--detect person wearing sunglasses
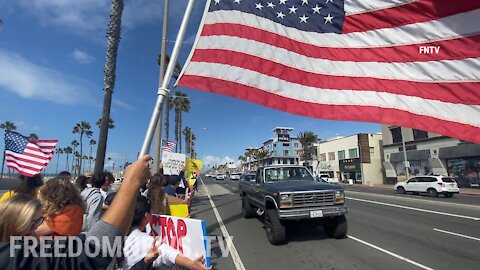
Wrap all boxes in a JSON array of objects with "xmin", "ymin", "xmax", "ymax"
[{"xmin": 0, "ymin": 155, "xmax": 153, "ymax": 270}]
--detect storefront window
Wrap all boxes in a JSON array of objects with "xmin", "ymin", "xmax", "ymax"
[{"xmin": 447, "ymin": 157, "xmax": 480, "ymax": 188}]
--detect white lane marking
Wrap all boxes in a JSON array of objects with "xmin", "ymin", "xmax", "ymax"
[
  {"xmin": 347, "ymin": 197, "xmax": 480, "ymax": 221},
  {"xmin": 346, "ymin": 190, "xmax": 480, "ymax": 209},
  {"xmin": 433, "ymin": 228, "xmax": 480, "ymax": 242},
  {"xmin": 348, "ymin": 235, "xmax": 434, "ymax": 270},
  {"xmin": 200, "ymin": 178, "xmax": 246, "ymax": 270}
]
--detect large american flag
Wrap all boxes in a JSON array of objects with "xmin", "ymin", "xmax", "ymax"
[
  {"xmin": 4, "ymin": 131, "xmax": 58, "ymax": 176},
  {"xmin": 162, "ymin": 140, "xmax": 177, "ymax": 152},
  {"xmin": 178, "ymin": 0, "xmax": 480, "ymax": 143}
]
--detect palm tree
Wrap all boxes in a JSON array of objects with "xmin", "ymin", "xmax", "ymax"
[
  {"xmin": 73, "ymin": 121, "xmax": 93, "ymax": 174},
  {"xmin": 28, "ymin": 133, "xmax": 39, "ymax": 141},
  {"xmin": 107, "ymin": 157, "xmax": 112, "ymax": 172},
  {"xmin": 182, "ymin": 127, "xmax": 196, "ymax": 156},
  {"xmin": 89, "ymin": 156, "xmax": 95, "ymax": 171},
  {"xmin": 173, "ymin": 92, "xmax": 190, "ymax": 152},
  {"xmin": 238, "ymin": 155, "xmax": 247, "ymax": 171},
  {"xmin": 64, "ymin": 147, "xmax": 72, "ymax": 171},
  {"xmin": 74, "ymin": 151, "xmax": 81, "ymax": 174},
  {"xmin": 297, "ymin": 131, "xmax": 319, "ymax": 163},
  {"xmin": 82, "ymin": 156, "xmax": 88, "ymax": 174},
  {"xmin": 96, "ymin": 118, "xmax": 115, "ymax": 129},
  {"xmin": 1, "ymin": 121, "xmax": 17, "ymax": 178},
  {"xmin": 254, "ymin": 148, "xmax": 272, "ymax": 168},
  {"xmin": 95, "ymin": 0, "xmax": 124, "ymax": 175},
  {"xmin": 55, "ymin": 148, "xmax": 64, "ymax": 174},
  {"xmin": 157, "ymin": 53, "xmax": 182, "ymax": 79},
  {"xmin": 164, "ymin": 96, "xmax": 174, "ymax": 141},
  {"xmin": 88, "ymin": 139, "xmax": 96, "ymax": 172},
  {"xmin": 71, "ymin": 140, "xmax": 79, "ymax": 174}
]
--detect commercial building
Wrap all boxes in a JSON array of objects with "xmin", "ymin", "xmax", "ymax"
[
  {"xmin": 381, "ymin": 125, "xmax": 480, "ymax": 187},
  {"xmin": 241, "ymin": 127, "xmax": 302, "ymax": 171},
  {"xmin": 313, "ymin": 133, "xmax": 384, "ymax": 185}
]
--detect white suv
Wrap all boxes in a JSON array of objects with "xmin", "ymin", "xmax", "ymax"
[{"xmin": 394, "ymin": 175, "xmax": 460, "ymax": 197}]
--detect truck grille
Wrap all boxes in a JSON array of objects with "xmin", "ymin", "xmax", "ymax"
[{"xmin": 292, "ymin": 191, "xmax": 335, "ymax": 207}]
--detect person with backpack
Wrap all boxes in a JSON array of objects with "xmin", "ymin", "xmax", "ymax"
[{"xmin": 80, "ymin": 173, "xmax": 105, "ymax": 231}]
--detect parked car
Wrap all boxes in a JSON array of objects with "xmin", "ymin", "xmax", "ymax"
[
  {"xmin": 230, "ymin": 173, "xmax": 241, "ymax": 180},
  {"xmin": 394, "ymin": 175, "xmax": 460, "ymax": 197},
  {"xmin": 216, "ymin": 174, "xmax": 227, "ymax": 180},
  {"xmin": 317, "ymin": 174, "xmax": 339, "ymax": 184},
  {"xmin": 240, "ymin": 173, "xmax": 256, "ymax": 182}
]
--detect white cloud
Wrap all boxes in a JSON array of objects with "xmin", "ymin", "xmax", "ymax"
[
  {"xmin": 113, "ymin": 98, "xmax": 135, "ymax": 110},
  {"xmin": 71, "ymin": 49, "xmax": 95, "ymax": 64},
  {"xmin": 0, "ymin": 50, "xmax": 95, "ymax": 105},
  {"xmin": 200, "ymin": 155, "xmax": 240, "ymax": 170},
  {"xmin": 11, "ymin": 0, "xmax": 205, "ymax": 39}
]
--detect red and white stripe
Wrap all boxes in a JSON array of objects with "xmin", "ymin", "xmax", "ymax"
[
  {"xmin": 178, "ymin": 0, "xmax": 480, "ymax": 143},
  {"xmin": 6, "ymin": 140, "xmax": 57, "ymax": 177}
]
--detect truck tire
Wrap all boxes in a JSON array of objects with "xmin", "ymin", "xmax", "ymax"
[
  {"xmin": 264, "ymin": 209, "xmax": 286, "ymax": 245},
  {"xmin": 323, "ymin": 215, "xmax": 348, "ymax": 239},
  {"xmin": 242, "ymin": 197, "xmax": 255, "ymax": 218}
]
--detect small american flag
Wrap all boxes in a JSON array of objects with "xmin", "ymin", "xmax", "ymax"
[
  {"xmin": 4, "ymin": 131, "xmax": 58, "ymax": 176},
  {"xmin": 161, "ymin": 140, "xmax": 176, "ymax": 152},
  {"xmin": 178, "ymin": 0, "xmax": 480, "ymax": 143}
]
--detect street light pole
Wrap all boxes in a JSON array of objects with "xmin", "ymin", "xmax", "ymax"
[
  {"xmin": 401, "ymin": 127, "xmax": 410, "ymax": 180},
  {"xmin": 139, "ymin": 0, "xmax": 196, "ymax": 157},
  {"xmin": 153, "ymin": 0, "xmax": 170, "ymax": 173}
]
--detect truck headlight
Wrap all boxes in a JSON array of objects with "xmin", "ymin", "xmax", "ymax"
[
  {"xmin": 279, "ymin": 193, "xmax": 293, "ymax": 208},
  {"xmin": 335, "ymin": 190, "xmax": 345, "ymax": 204}
]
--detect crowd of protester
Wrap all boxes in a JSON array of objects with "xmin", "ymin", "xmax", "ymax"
[{"xmin": 0, "ymin": 156, "xmax": 211, "ymax": 270}]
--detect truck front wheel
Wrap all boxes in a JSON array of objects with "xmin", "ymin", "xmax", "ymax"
[
  {"xmin": 242, "ymin": 197, "xmax": 256, "ymax": 218},
  {"xmin": 323, "ymin": 215, "xmax": 348, "ymax": 239},
  {"xmin": 265, "ymin": 209, "xmax": 286, "ymax": 245}
]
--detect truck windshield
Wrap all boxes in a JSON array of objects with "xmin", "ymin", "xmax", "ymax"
[{"xmin": 265, "ymin": 167, "xmax": 314, "ymax": 182}]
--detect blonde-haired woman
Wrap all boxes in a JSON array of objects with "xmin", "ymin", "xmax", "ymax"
[
  {"xmin": 0, "ymin": 195, "xmax": 43, "ymax": 242},
  {"xmin": 35, "ymin": 177, "xmax": 86, "ymax": 236}
]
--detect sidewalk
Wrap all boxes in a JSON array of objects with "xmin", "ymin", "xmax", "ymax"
[{"xmin": 341, "ymin": 183, "xmax": 480, "ymax": 196}]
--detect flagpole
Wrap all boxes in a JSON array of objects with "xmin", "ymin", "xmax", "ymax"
[{"xmin": 139, "ymin": 0, "xmax": 197, "ymax": 158}]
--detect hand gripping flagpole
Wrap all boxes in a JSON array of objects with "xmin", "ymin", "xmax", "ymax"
[{"xmin": 139, "ymin": 0, "xmax": 197, "ymax": 158}]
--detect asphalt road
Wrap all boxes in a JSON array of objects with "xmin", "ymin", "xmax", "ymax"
[{"xmin": 191, "ymin": 177, "xmax": 480, "ymax": 270}]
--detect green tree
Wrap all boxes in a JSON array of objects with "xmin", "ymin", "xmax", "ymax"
[
  {"xmin": 253, "ymin": 148, "xmax": 271, "ymax": 167},
  {"xmin": 173, "ymin": 92, "xmax": 190, "ymax": 153},
  {"xmin": 164, "ymin": 96, "xmax": 174, "ymax": 141},
  {"xmin": 182, "ymin": 127, "xmax": 196, "ymax": 157},
  {"xmin": 55, "ymin": 148, "xmax": 63, "ymax": 174},
  {"xmin": 88, "ymin": 139, "xmax": 97, "ymax": 172},
  {"xmin": 96, "ymin": 118, "xmax": 115, "ymax": 129},
  {"xmin": 73, "ymin": 121, "xmax": 93, "ymax": 174},
  {"xmin": 297, "ymin": 131, "xmax": 319, "ymax": 162},
  {"xmin": 28, "ymin": 133, "xmax": 39, "ymax": 141},
  {"xmin": 1, "ymin": 121, "xmax": 17, "ymax": 177},
  {"xmin": 63, "ymin": 147, "xmax": 73, "ymax": 171},
  {"xmin": 71, "ymin": 140, "xmax": 79, "ymax": 174},
  {"xmin": 95, "ymin": 0, "xmax": 124, "ymax": 175}
]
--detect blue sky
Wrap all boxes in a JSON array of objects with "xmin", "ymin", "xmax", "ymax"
[{"xmin": 0, "ymin": 0, "xmax": 380, "ymax": 173}]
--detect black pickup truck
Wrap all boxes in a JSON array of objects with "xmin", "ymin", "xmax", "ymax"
[{"xmin": 239, "ymin": 165, "xmax": 348, "ymax": 245}]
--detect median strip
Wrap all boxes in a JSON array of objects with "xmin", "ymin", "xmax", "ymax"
[{"xmin": 348, "ymin": 235, "xmax": 434, "ymax": 270}]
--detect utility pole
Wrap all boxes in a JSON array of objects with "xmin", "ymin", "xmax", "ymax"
[
  {"xmin": 189, "ymin": 130, "xmax": 193, "ymax": 158},
  {"xmin": 401, "ymin": 127, "xmax": 410, "ymax": 181}
]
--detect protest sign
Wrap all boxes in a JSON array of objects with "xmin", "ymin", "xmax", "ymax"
[
  {"xmin": 186, "ymin": 158, "xmax": 203, "ymax": 187},
  {"xmin": 147, "ymin": 215, "xmax": 209, "ymax": 266},
  {"xmin": 162, "ymin": 152, "xmax": 186, "ymax": 175}
]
